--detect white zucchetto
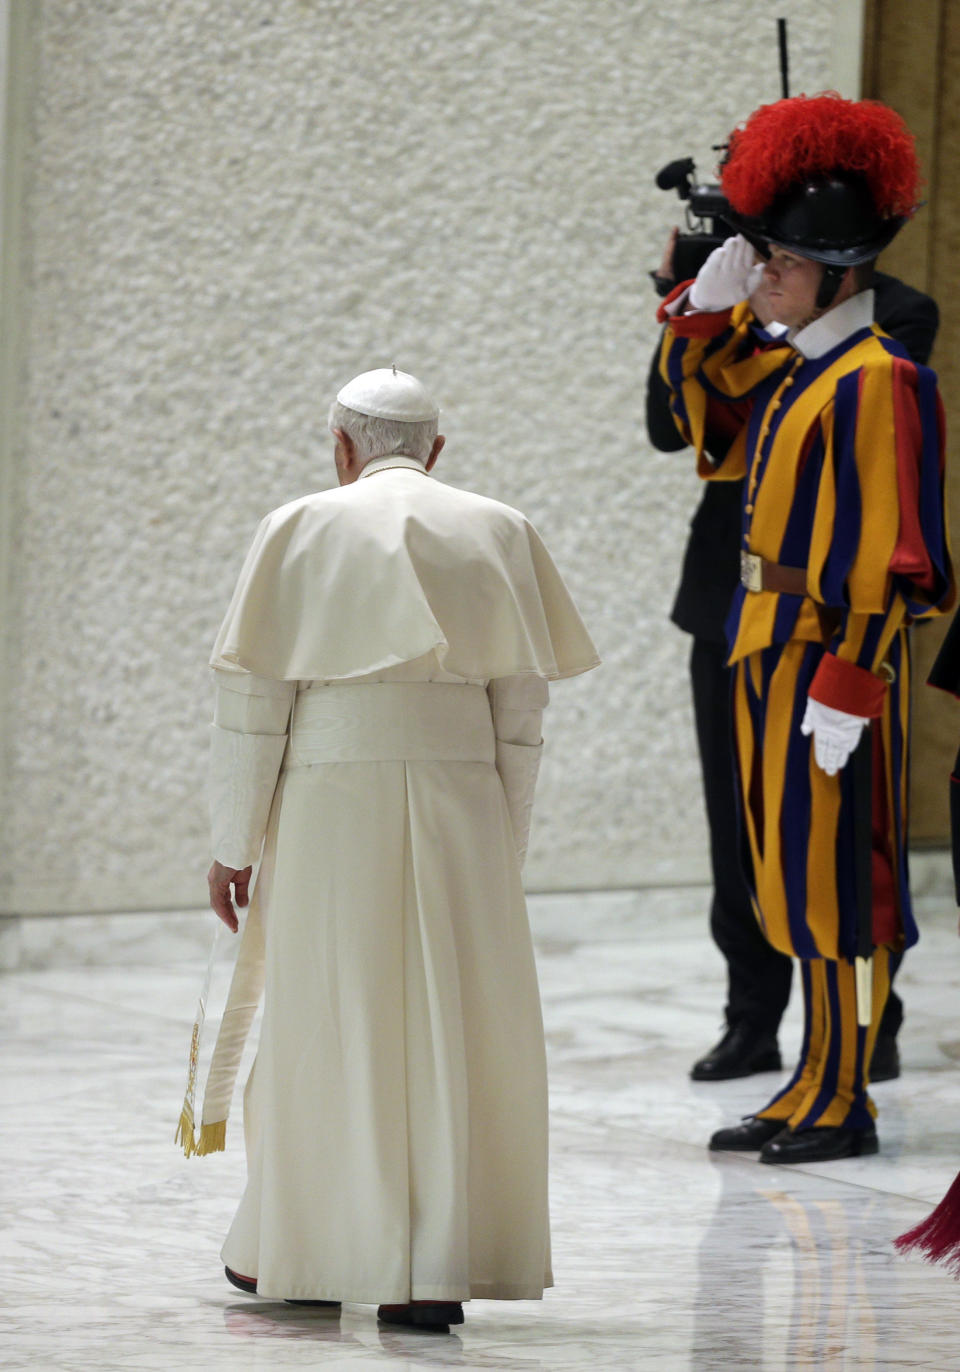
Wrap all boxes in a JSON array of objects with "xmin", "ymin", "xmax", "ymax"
[{"xmin": 336, "ymin": 367, "xmax": 440, "ymax": 422}]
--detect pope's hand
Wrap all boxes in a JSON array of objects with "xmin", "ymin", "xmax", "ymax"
[
  {"xmin": 689, "ymin": 234, "xmax": 765, "ymax": 312},
  {"xmin": 207, "ymin": 861, "xmax": 252, "ymax": 933},
  {"xmin": 800, "ymin": 698, "xmax": 869, "ymax": 776}
]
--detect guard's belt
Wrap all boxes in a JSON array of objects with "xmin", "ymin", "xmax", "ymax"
[{"xmin": 740, "ymin": 552, "xmax": 807, "ymax": 596}]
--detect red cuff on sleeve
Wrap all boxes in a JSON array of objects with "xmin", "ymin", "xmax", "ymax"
[
  {"xmin": 656, "ymin": 280, "xmax": 733, "ymax": 336},
  {"xmin": 808, "ymin": 653, "xmax": 887, "ymax": 718}
]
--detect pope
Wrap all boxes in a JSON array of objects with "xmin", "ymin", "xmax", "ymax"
[{"xmin": 181, "ymin": 367, "xmax": 599, "ymax": 1330}]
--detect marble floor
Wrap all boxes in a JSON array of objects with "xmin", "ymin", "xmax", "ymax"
[{"xmin": 5, "ymin": 889, "xmax": 960, "ymax": 1371}]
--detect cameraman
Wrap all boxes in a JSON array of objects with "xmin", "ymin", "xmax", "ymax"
[{"xmin": 647, "ymin": 229, "xmax": 939, "ymax": 1086}]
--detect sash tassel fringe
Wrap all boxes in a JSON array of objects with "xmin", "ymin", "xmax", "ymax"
[
  {"xmin": 197, "ymin": 1120, "xmax": 227, "ymax": 1155},
  {"xmin": 175, "ymin": 1106, "xmax": 197, "ymax": 1159},
  {"xmin": 175, "ymin": 1111, "xmax": 226, "ymax": 1158},
  {"xmin": 894, "ymin": 1170, "xmax": 960, "ymax": 1274}
]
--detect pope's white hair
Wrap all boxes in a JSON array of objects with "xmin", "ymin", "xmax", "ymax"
[{"xmin": 328, "ymin": 401, "xmax": 437, "ymax": 464}]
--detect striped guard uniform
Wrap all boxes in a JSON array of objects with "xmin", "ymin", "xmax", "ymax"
[{"xmin": 659, "ymin": 286, "xmax": 953, "ymax": 1131}]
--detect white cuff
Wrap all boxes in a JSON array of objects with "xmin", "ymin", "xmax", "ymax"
[
  {"xmin": 209, "ymin": 725, "xmax": 288, "ymax": 868},
  {"xmin": 488, "ymin": 675, "xmax": 549, "ymax": 745},
  {"xmin": 663, "ymin": 287, "xmax": 693, "ymax": 317},
  {"xmin": 496, "ymin": 739, "xmax": 543, "ymax": 866}
]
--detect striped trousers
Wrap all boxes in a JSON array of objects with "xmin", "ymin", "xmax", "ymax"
[
  {"xmin": 756, "ymin": 949, "xmax": 891, "ymax": 1129},
  {"xmin": 731, "ymin": 631, "xmax": 912, "ymax": 1128}
]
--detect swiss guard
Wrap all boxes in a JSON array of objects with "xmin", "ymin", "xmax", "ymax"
[{"xmin": 657, "ymin": 92, "xmax": 954, "ymax": 1163}]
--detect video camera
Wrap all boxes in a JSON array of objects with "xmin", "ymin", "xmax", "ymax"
[{"xmin": 650, "ymin": 158, "xmax": 733, "ymax": 295}]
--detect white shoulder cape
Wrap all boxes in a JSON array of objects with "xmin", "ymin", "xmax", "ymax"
[{"xmin": 210, "ymin": 464, "xmax": 600, "ymax": 682}]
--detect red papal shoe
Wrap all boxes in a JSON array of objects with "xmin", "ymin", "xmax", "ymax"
[
  {"xmin": 225, "ymin": 1266, "xmax": 257, "ymax": 1294},
  {"xmin": 224, "ymin": 1265, "xmax": 340, "ymax": 1309}
]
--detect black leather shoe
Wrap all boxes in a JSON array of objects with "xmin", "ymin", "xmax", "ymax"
[
  {"xmin": 378, "ymin": 1302, "xmax": 464, "ymax": 1331},
  {"xmin": 225, "ymin": 1265, "xmax": 258, "ymax": 1294},
  {"xmin": 869, "ymin": 1032, "xmax": 900, "ymax": 1082},
  {"xmin": 759, "ymin": 1122, "xmax": 878, "ymax": 1164},
  {"xmin": 691, "ymin": 1023, "xmax": 782, "ymax": 1081},
  {"xmin": 709, "ymin": 1116, "xmax": 788, "ymax": 1151}
]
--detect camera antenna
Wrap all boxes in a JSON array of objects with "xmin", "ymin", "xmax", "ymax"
[{"xmin": 778, "ymin": 17, "xmax": 790, "ymax": 98}]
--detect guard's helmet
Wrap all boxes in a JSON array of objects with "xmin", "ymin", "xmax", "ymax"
[
  {"xmin": 725, "ymin": 171, "xmax": 904, "ymax": 267},
  {"xmin": 718, "ymin": 93, "xmax": 920, "ymax": 302}
]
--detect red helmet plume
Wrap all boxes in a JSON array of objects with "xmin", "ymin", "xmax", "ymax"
[{"xmin": 721, "ymin": 92, "xmax": 921, "ymax": 221}]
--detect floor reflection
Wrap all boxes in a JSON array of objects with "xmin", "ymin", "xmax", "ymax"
[
  {"xmin": 219, "ymin": 1299, "xmax": 553, "ymax": 1367},
  {"xmin": 694, "ymin": 1159, "xmax": 909, "ymax": 1370},
  {"xmin": 223, "ymin": 1301, "xmax": 349, "ymax": 1342},
  {"xmin": 7, "ymin": 894, "xmax": 960, "ymax": 1369}
]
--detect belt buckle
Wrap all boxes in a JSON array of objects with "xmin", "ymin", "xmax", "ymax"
[{"xmin": 740, "ymin": 551, "xmax": 763, "ymax": 593}]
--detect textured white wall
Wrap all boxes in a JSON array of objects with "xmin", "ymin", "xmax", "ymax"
[{"xmin": 0, "ymin": 0, "xmax": 840, "ymax": 913}]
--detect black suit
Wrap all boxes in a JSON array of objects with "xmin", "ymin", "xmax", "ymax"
[{"xmin": 648, "ymin": 272, "xmax": 939, "ymax": 1036}]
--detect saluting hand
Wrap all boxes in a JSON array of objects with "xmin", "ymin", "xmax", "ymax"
[
  {"xmin": 207, "ymin": 861, "xmax": 252, "ymax": 933},
  {"xmin": 689, "ymin": 234, "xmax": 765, "ymax": 313}
]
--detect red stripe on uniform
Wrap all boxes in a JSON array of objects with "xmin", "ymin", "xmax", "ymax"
[{"xmin": 890, "ymin": 358, "xmax": 937, "ymax": 591}]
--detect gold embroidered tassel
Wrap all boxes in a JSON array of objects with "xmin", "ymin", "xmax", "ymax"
[
  {"xmin": 174, "ymin": 923, "xmax": 222, "ymax": 1159},
  {"xmin": 196, "ymin": 1120, "xmax": 227, "ymax": 1155},
  {"xmin": 175, "ymin": 1104, "xmax": 197, "ymax": 1158},
  {"xmin": 175, "ymin": 1018, "xmax": 203, "ymax": 1157}
]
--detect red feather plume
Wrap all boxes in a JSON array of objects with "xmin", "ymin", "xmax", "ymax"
[{"xmin": 721, "ymin": 92, "xmax": 921, "ymax": 220}]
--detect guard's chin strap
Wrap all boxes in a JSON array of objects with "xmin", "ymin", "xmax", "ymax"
[{"xmin": 815, "ymin": 264, "xmax": 847, "ymax": 312}]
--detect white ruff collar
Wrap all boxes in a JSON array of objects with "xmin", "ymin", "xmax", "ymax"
[{"xmin": 789, "ymin": 289, "xmax": 875, "ymax": 360}]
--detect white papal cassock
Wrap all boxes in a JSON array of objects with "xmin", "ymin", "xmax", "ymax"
[{"xmin": 200, "ymin": 455, "xmax": 599, "ymax": 1304}]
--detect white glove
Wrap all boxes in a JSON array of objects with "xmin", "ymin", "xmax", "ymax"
[
  {"xmin": 688, "ymin": 234, "xmax": 765, "ymax": 312},
  {"xmin": 800, "ymin": 698, "xmax": 869, "ymax": 776}
]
